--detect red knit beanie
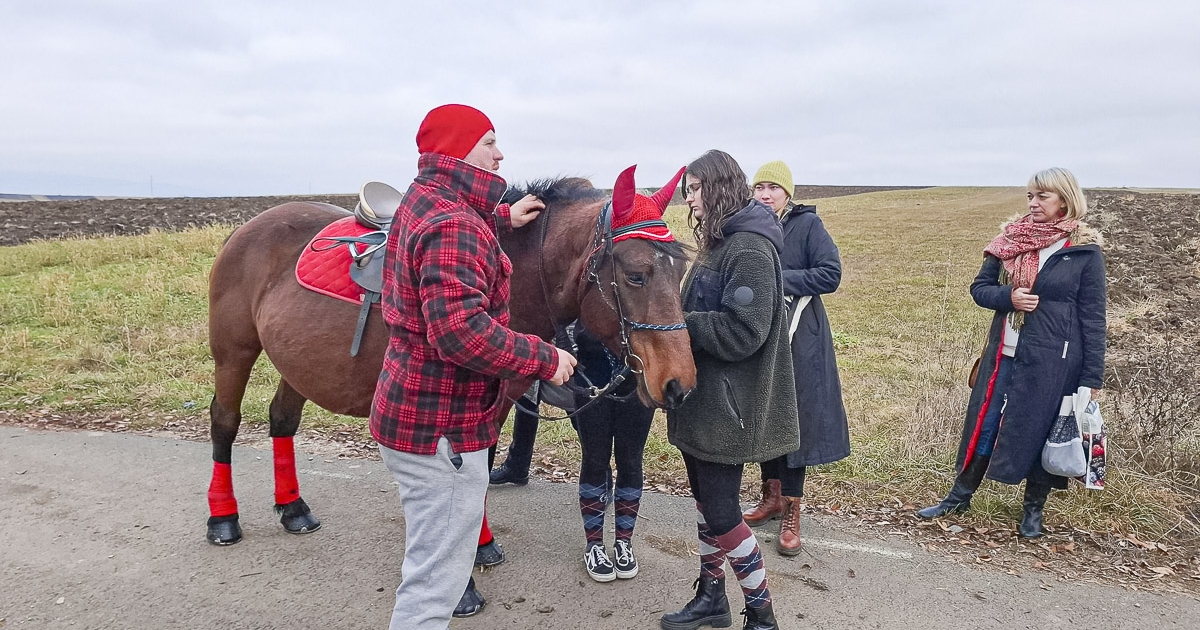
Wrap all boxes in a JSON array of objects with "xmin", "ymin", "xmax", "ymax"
[{"xmin": 416, "ymin": 104, "xmax": 495, "ymax": 159}]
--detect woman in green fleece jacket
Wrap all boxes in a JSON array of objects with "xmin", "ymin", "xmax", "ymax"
[{"xmin": 660, "ymin": 150, "xmax": 799, "ymax": 630}]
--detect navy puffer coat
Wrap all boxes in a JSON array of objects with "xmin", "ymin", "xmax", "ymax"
[{"xmin": 778, "ymin": 204, "xmax": 850, "ymax": 468}]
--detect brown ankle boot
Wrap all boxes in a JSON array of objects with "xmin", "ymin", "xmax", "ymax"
[
  {"xmin": 776, "ymin": 496, "xmax": 802, "ymax": 556},
  {"xmin": 742, "ymin": 479, "xmax": 784, "ymax": 526}
]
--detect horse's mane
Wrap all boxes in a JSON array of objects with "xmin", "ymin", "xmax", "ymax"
[
  {"xmin": 502, "ymin": 177, "xmax": 607, "ymax": 208},
  {"xmin": 504, "ymin": 176, "xmax": 691, "ymax": 261}
]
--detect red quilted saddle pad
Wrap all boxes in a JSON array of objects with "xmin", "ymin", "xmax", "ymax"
[{"xmin": 296, "ymin": 216, "xmax": 379, "ymax": 305}]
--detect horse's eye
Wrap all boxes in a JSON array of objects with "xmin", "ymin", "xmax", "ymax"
[{"xmin": 626, "ymin": 272, "xmax": 646, "ymax": 286}]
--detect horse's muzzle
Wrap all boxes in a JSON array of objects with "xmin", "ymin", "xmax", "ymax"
[{"xmin": 661, "ymin": 378, "xmax": 692, "ymax": 410}]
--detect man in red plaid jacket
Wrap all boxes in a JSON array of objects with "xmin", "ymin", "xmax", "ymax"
[{"xmin": 371, "ymin": 104, "xmax": 576, "ymax": 630}]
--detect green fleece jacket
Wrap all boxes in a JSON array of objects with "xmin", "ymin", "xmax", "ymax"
[{"xmin": 667, "ymin": 200, "xmax": 800, "ymax": 464}]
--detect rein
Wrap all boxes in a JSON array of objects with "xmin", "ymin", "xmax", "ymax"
[{"xmin": 522, "ymin": 200, "xmax": 686, "ymax": 420}]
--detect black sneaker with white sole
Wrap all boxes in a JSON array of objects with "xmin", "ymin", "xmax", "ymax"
[
  {"xmin": 613, "ymin": 539, "xmax": 638, "ymax": 579},
  {"xmin": 584, "ymin": 543, "xmax": 616, "ymax": 582}
]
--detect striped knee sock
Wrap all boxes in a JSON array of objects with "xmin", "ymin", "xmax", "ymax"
[
  {"xmin": 579, "ymin": 482, "xmax": 607, "ymax": 545},
  {"xmin": 614, "ymin": 485, "xmax": 641, "ymax": 542},
  {"xmin": 696, "ymin": 502, "xmax": 725, "ymax": 579},
  {"xmin": 715, "ymin": 521, "xmax": 771, "ymax": 608}
]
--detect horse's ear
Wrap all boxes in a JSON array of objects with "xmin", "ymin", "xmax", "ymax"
[
  {"xmin": 649, "ymin": 166, "xmax": 687, "ymax": 215},
  {"xmin": 611, "ymin": 164, "xmax": 637, "ymax": 225}
]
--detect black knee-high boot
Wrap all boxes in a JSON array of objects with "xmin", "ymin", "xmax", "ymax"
[
  {"xmin": 916, "ymin": 455, "xmax": 990, "ymax": 519},
  {"xmin": 1018, "ymin": 477, "xmax": 1053, "ymax": 538}
]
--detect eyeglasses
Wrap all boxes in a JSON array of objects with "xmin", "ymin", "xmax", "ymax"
[{"xmin": 684, "ymin": 183, "xmax": 702, "ymax": 196}]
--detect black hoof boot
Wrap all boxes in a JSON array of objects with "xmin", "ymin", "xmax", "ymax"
[
  {"xmin": 475, "ymin": 540, "xmax": 506, "ymax": 567},
  {"xmin": 276, "ymin": 498, "xmax": 321, "ymax": 534},
  {"xmin": 207, "ymin": 514, "xmax": 243, "ymax": 546},
  {"xmin": 661, "ymin": 576, "xmax": 732, "ymax": 630},
  {"xmin": 453, "ymin": 577, "xmax": 486, "ymax": 618}
]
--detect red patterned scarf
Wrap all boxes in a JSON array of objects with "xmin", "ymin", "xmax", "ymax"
[{"xmin": 983, "ymin": 215, "xmax": 1077, "ymax": 290}]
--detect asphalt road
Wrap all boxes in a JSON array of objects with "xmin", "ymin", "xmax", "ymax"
[{"xmin": 2, "ymin": 426, "xmax": 1195, "ymax": 629}]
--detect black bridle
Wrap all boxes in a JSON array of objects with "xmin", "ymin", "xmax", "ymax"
[{"xmin": 528, "ymin": 200, "xmax": 687, "ymax": 419}]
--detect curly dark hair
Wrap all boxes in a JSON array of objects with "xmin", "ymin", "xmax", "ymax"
[{"xmin": 682, "ymin": 149, "xmax": 750, "ymax": 252}]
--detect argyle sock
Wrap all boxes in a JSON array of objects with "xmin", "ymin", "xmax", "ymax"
[
  {"xmin": 696, "ymin": 502, "xmax": 725, "ymax": 579},
  {"xmin": 579, "ymin": 482, "xmax": 607, "ymax": 545},
  {"xmin": 715, "ymin": 521, "xmax": 770, "ymax": 608},
  {"xmin": 614, "ymin": 485, "xmax": 641, "ymax": 542}
]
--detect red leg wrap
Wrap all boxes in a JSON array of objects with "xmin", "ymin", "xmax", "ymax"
[
  {"xmin": 273, "ymin": 436, "xmax": 301, "ymax": 506},
  {"xmin": 208, "ymin": 462, "xmax": 238, "ymax": 517},
  {"xmin": 479, "ymin": 497, "xmax": 493, "ymax": 546}
]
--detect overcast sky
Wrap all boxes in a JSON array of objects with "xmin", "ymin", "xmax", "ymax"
[{"xmin": 2, "ymin": 1, "xmax": 1197, "ymax": 197}]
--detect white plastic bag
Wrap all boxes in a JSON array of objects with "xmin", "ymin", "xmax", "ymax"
[
  {"xmin": 1080, "ymin": 400, "xmax": 1106, "ymax": 490},
  {"xmin": 1042, "ymin": 394, "xmax": 1088, "ymax": 478}
]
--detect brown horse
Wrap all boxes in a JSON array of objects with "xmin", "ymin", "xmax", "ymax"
[{"xmin": 204, "ymin": 172, "xmax": 696, "ymax": 544}]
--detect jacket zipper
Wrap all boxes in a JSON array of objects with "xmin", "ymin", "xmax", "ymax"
[
  {"xmin": 1062, "ymin": 341, "xmax": 1069, "ymax": 359},
  {"xmin": 723, "ymin": 378, "xmax": 745, "ymax": 429}
]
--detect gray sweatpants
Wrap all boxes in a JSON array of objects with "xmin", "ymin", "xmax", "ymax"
[{"xmin": 379, "ymin": 437, "xmax": 489, "ymax": 630}]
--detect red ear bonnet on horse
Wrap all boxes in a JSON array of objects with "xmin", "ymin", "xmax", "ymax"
[{"xmin": 610, "ymin": 165, "xmax": 685, "ymax": 243}]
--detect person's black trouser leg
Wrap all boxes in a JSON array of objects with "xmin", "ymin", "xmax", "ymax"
[{"xmin": 490, "ymin": 396, "xmax": 538, "ymax": 485}]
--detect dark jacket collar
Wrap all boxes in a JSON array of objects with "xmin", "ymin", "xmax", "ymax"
[
  {"xmin": 415, "ymin": 153, "xmax": 508, "ymax": 222},
  {"xmin": 722, "ymin": 199, "xmax": 785, "ymax": 254},
  {"xmin": 780, "ymin": 201, "xmax": 816, "ymax": 221}
]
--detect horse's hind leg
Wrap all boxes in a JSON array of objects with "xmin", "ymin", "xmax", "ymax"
[
  {"xmin": 270, "ymin": 379, "xmax": 321, "ymax": 535},
  {"xmin": 206, "ymin": 347, "xmax": 259, "ymax": 545}
]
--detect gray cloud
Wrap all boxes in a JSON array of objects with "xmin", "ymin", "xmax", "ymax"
[{"xmin": 1, "ymin": 0, "xmax": 1196, "ymax": 196}]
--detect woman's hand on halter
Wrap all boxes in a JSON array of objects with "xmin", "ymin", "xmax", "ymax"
[
  {"xmin": 548, "ymin": 348, "xmax": 577, "ymax": 386},
  {"xmin": 509, "ymin": 194, "xmax": 545, "ymax": 229},
  {"xmin": 1011, "ymin": 287, "xmax": 1039, "ymax": 312}
]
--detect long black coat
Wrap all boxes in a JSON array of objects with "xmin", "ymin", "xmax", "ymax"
[
  {"xmin": 956, "ymin": 232, "xmax": 1106, "ymax": 487},
  {"xmin": 779, "ymin": 204, "xmax": 850, "ymax": 467}
]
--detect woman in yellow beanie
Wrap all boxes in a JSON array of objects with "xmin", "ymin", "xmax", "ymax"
[{"xmin": 741, "ymin": 160, "xmax": 850, "ymax": 556}]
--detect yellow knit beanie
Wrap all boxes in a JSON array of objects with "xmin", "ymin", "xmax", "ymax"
[{"xmin": 752, "ymin": 160, "xmax": 794, "ymax": 199}]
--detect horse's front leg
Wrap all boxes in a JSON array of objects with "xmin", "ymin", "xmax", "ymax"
[{"xmin": 269, "ymin": 379, "xmax": 321, "ymax": 535}]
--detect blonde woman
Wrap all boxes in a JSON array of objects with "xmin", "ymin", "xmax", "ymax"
[{"xmin": 917, "ymin": 167, "xmax": 1106, "ymax": 538}]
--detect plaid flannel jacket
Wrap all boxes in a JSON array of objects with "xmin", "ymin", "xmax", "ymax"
[{"xmin": 370, "ymin": 153, "xmax": 560, "ymax": 455}]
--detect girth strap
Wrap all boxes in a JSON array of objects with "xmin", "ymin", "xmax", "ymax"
[{"xmin": 350, "ymin": 290, "xmax": 380, "ymax": 357}]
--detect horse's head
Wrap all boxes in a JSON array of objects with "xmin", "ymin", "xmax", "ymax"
[
  {"xmin": 574, "ymin": 165, "xmax": 697, "ymax": 409},
  {"xmin": 501, "ymin": 170, "xmax": 696, "ymax": 410}
]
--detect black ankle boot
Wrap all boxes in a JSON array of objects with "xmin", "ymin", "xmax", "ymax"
[
  {"xmin": 489, "ymin": 459, "xmax": 529, "ymax": 485},
  {"xmin": 661, "ymin": 577, "xmax": 732, "ymax": 630},
  {"xmin": 916, "ymin": 454, "xmax": 990, "ymax": 519},
  {"xmin": 741, "ymin": 603, "xmax": 778, "ymax": 630},
  {"xmin": 1019, "ymin": 479, "xmax": 1052, "ymax": 538}
]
